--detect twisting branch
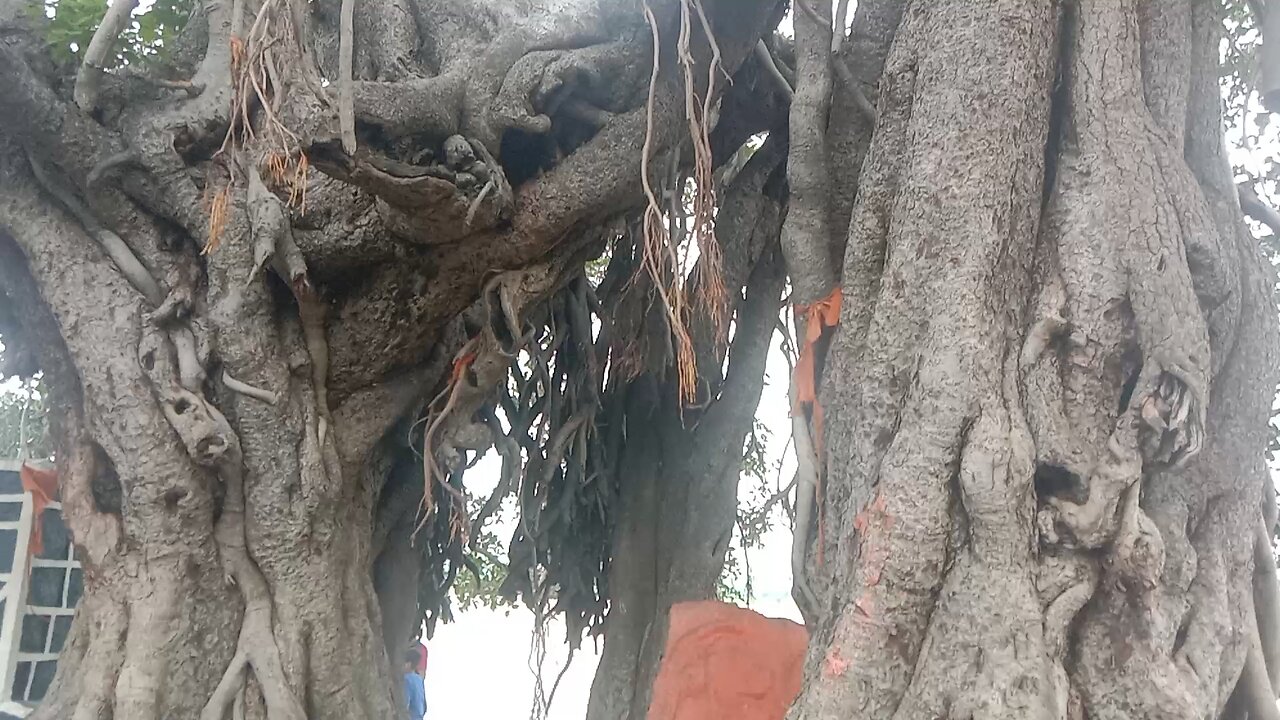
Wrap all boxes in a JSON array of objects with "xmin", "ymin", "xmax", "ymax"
[
  {"xmin": 754, "ymin": 40, "xmax": 794, "ymax": 99},
  {"xmin": 25, "ymin": 153, "xmax": 163, "ymax": 306},
  {"xmin": 73, "ymin": 0, "xmax": 142, "ymax": 111}
]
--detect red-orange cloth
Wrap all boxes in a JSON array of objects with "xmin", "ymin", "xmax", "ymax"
[
  {"xmin": 19, "ymin": 462, "xmax": 58, "ymax": 557},
  {"xmin": 792, "ymin": 287, "xmax": 842, "ymax": 456},
  {"xmin": 647, "ymin": 601, "xmax": 808, "ymax": 720}
]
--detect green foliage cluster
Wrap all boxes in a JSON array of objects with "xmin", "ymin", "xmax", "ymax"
[
  {"xmin": 0, "ymin": 379, "xmax": 51, "ymax": 461},
  {"xmin": 32, "ymin": 0, "xmax": 191, "ymax": 68}
]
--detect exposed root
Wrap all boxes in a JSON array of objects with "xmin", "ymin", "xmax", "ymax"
[
  {"xmin": 222, "ymin": 371, "xmax": 280, "ymax": 405},
  {"xmin": 465, "ymin": 179, "xmax": 496, "ymax": 228},
  {"xmin": 169, "ymin": 326, "xmax": 208, "ymax": 392},
  {"xmin": 201, "ymin": 650, "xmax": 249, "ymax": 720},
  {"xmin": 136, "ymin": 324, "xmax": 306, "ymax": 720},
  {"xmin": 246, "ymin": 166, "xmax": 332, "ymax": 443}
]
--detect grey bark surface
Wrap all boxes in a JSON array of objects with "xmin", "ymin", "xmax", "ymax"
[
  {"xmin": 1, "ymin": 0, "xmax": 1277, "ymax": 717},
  {"xmin": 793, "ymin": 1, "xmax": 1280, "ymax": 720}
]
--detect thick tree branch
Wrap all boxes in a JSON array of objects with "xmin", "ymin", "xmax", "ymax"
[{"xmin": 780, "ymin": 0, "xmax": 835, "ymax": 304}]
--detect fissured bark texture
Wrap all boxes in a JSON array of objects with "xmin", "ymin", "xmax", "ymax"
[{"xmin": 794, "ymin": 2, "xmax": 1280, "ymax": 719}]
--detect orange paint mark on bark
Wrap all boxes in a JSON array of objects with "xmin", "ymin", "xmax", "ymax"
[{"xmin": 822, "ymin": 648, "xmax": 851, "ymax": 679}]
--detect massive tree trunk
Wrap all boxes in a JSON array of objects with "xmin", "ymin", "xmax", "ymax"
[{"xmin": 788, "ymin": 2, "xmax": 1280, "ymax": 719}]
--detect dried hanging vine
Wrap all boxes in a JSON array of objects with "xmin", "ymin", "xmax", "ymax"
[{"xmin": 638, "ymin": 0, "xmax": 728, "ymax": 403}]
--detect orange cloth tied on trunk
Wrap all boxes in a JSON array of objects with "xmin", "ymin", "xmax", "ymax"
[
  {"xmin": 792, "ymin": 286, "xmax": 842, "ymax": 456},
  {"xmin": 647, "ymin": 601, "xmax": 808, "ymax": 720},
  {"xmin": 19, "ymin": 462, "xmax": 58, "ymax": 557}
]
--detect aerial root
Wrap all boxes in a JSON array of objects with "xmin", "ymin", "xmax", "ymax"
[
  {"xmin": 26, "ymin": 152, "xmax": 164, "ymax": 305},
  {"xmin": 222, "ymin": 371, "xmax": 279, "ymax": 405},
  {"xmin": 202, "ymin": 650, "xmax": 249, "ymax": 720},
  {"xmin": 87, "ymin": 151, "xmax": 141, "ymax": 188},
  {"xmin": 338, "ymin": 0, "xmax": 357, "ymax": 153}
]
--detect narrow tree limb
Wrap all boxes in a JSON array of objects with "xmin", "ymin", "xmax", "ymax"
[
  {"xmin": 754, "ymin": 40, "xmax": 794, "ymax": 100},
  {"xmin": 339, "ymin": 0, "xmax": 357, "ymax": 153},
  {"xmin": 780, "ymin": 0, "xmax": 836, "ymax": 304},
  {"xmin": 1240, "ymin": 184, "xmax": 1280, "ymax": 236},
  {"xmin": 74, "ymin": 0, "xmax": 142, "ymax": 111}
]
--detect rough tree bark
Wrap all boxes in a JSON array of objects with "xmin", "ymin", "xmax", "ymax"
[
  {"xmin": 2, "ymin": 0, "xmax": 1277, "ymax": 717},
  {"xmin": 788, "ymin": 1, "xmax": 1280, "ymax": 720}
]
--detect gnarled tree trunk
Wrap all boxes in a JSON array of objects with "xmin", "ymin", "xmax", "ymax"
[{"xmin": 788, "ymin": 1, "xmax": 1280, "ymax": 719}]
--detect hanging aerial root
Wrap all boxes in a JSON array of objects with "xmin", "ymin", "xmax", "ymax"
[
  {"xmin": 635, "ymin": 0, "xmax": 729, "ymax": 403},
  {"xmin": 222, "ymin": 371, "xmax": 279, "ymax": 405}
]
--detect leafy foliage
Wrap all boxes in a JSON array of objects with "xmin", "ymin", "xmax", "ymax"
[
  {"xmin": 33, "ymin": 0, "xmax": 192, "ymax": 68},
  {"xmin": 0, "ymin": 379, "xmax": 52, "ymax": 461},
  {"xmin": 452, "ymin": 496, "xmax": 519, "ymax": 612}
]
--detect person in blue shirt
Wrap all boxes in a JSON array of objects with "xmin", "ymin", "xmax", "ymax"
[{"xmin": 402, "ymin": 650, "xmax": 427, "ymax": 720}]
